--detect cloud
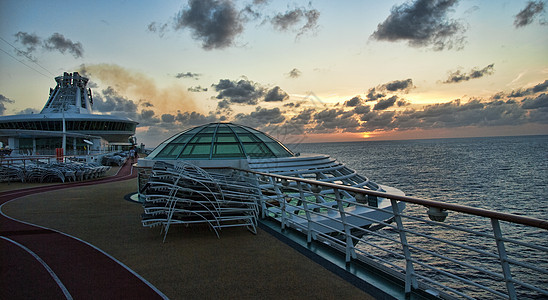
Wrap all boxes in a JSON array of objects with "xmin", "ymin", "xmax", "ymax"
[
  {"xmin": 147, "ymin": 22, "xmax": 168, "ymax": 37},
  {"xmin": 188, "ymin": 86, "xmax": 208, "ymax": 92},
  {"xmin": 521, "ymin": 93, "xmax": 548, "ymax": 109},
  {"xmin": 161, "ymin": 113, "xmax": 175, "ymax": 123},
  {"xmin": 216, "ymin": 99, "xmax": 232, "ymax": 112},
  {"xmin": 0, "ymin": 94, "xmax": 15, "ymax": 115},
  {"xmin": 514, "ymin": 1, "xmax": 545, "ymax": 28},
  {"xmin": 175, "ymin": 72, "xmax": 201, "ymax": 80},
  {"xmin": 383, "ymin": 78, "xmax": 415, "ymax": 92},
  {"xmin": 270, "ymin": 6, "xmax": 320, "ymax": 39},
  {"xmin": 149, "ymin": 1, "xmax": 320, "ymax": 50},
  {"xmin": 365, "ymin": 87, "xmax": 386, "ymax": 101},
  {"xmin": 264, "ymin": 86, "xmax": 289, "ymax": 102},
  {"xmin": 93, "ymin": 87, "xmax": 139, "ymax": 119},
  {"xmin": 212, "ymin": 78, "xmax": 265, "ymax": 105},
  {"xmin": 374, "ymin": 96, "xmax": 398, "ymax": 110},
  {"xmin": 371, "ymin": 0, "xmax": 466, "ymax": 51},
  {"xmin": 175, "ymin": 111, "xmax": 219, "ymax": 126},
  {"xmin": 139, "ymin": 109, "xmax": 161, "ymax": 126},
  {"xmin": 443, "ymin": 64, "xmax": 495, "ymax": 83},
  {"xmin": 509, "ymin": 79, "xmax": 548, "ymax": 97},
  {"xmin": 365, "ymin": 79, "xmax": 414, "ymax": 101},
  {"xmin": 344, "ymin": 96, "xmax": 363, "ymax": 107},
  {"xmin": 14, "ymin": 32, "xmax": 84, "ymax": 58},
  {"xmin": 233, "ymin": 106, "xmax": 285, "ymax": 128},
  {"xmin": 44, "ymin": 33, "xmax": 84, "ymax": 58},
  {"xmin": 360, "ymin": 111, "xmax": 396, "ymax": 131},
  {"xmin": 314, "ymin": 108, "xmax": 360, "ymax": 132},
  {"xmin": 287, "ymin": 68, "xmax": 302, "ymax": 78},
  {"xmin": 14, "ymin": 32, "xmax": 41, "ymax": 58},
  {"xmin": 353, "ymin": 105, "xmax": 371, "ymax": 114},
  {"xmin": 173, "ymin": 0, "xmax": 244, "ymax": 50}
]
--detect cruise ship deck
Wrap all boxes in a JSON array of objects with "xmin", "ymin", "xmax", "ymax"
[{"xmin": 1, "ymin": 161, "xmax": 414, "ymax": 299}]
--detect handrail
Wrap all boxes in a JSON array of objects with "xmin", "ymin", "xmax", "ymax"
[{"xmin": 220, "ymin": 167, "xmax": 548, "ymax": 230}]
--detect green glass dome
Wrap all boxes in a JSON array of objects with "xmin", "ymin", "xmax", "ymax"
[{"xmin": 147, "ymin": 123, "xmax": 295, "ymax": 160}]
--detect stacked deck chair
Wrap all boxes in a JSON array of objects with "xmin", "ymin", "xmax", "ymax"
[{"xmin": 141, "ymin": 162, "xmax": 260, "ymax": 242}]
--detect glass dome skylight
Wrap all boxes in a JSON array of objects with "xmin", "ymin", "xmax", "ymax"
[{"xmin": 147, "ymin": 123, "xmax": 295, "ymax": 160}]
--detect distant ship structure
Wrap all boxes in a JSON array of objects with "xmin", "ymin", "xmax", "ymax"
[{"xmin": 0, "ymin": 72, "xmax": 138, "ymax": 156}]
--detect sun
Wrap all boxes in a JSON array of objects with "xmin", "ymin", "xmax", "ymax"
[{"xmin": 361, "ymin": 132, "xmax": 372, "ymax": 139}]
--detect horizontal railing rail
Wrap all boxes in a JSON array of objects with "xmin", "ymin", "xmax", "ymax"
[
  {"xmin": 242, "ymin": 169, "xmax": 548, "ymax": 230},
  {"xmin": 214, "ymin": 167, "xmax": 548, "ymax": 300}
]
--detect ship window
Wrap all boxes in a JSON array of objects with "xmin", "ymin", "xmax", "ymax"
[
  {"xmin": 236, "ymin": 133, "xmax": 260, "ymax": 143},
  {"xmin": 243, "ymin": 143, "xmax": 273, "ymax": 158},
  {"xmin": 190, "ymin": 134, "xmax": 213, "ymax": 143},
  {"xmin": 179, "ymin": 144, "xmax": 210, "ymax": 158},
  {"xmin": 215, "ymin": 134, "xmax": 237, "ymax": 143},
  {"xmin": 265, "ymin": 142, "xmax": 292, "ymax": 157},
  {"xmin": 212, "ymin": 143, "xmax": 245, "ymax": 158},
  {"xmin": 155, "ymin": 143, "xmax": 185, "ymax": 159}
]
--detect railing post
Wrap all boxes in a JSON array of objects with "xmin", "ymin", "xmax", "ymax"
[
  {"xmin": 390, "ymin": 199, "xmax": 418, "ymax": 294},
  {"xmin": 269, "ymin": 176, "xmax": 287, "ymax": 230},
  {"xmin": 491, "ymin": 218, "xmax": 517, "ymax": 300},
  {"xmin": 335, "ymin": 188, "xmax": 357, "ymax": 262},
  {"xmin": 296, "ymin": 181, "xmax": 313, "ymax": 243}
]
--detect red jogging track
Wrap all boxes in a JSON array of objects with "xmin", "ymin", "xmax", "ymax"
[{"xmin": 0, "ymin": 161, "xmax": 168, "ymax": 300}]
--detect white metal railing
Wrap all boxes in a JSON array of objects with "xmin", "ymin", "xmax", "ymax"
[{"xmin": 230, "ymin": 168, "xmax": 548, "ymax": 300}]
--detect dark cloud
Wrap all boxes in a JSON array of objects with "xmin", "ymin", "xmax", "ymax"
[
  {"xmin": 175, "ymin": 72, "xmax": 201, "ymax": 79},
  {"xmin": 314, "ymin": 108, "xmax": 360, "ymax": 132},
  {"xmin": 374, "ymin": 96, "xmax": 398, "ymax": 110},
  {"xmin": 147, "ymin": 22, "xmax": 169, "ymax": 37},
  {"xmin": 233, "ymin": 106, "xmax": 285, "ymax": 128},
  {"xmin": 188, "ymin": 86, "xmax": 208, "ymax": 92},
  {"xmin": 384, "ymin": 78, "xmax": 414, "ymax": 92},
  {"xmin": 264, "ymin": 86, "xmax": 289, "ymax": 102},
  {"xmin": 212, "ymin": 78, "xmax": 265, "ymax": 105},
  {"xmin": 44, "ymin": 33, "xmax": 84, "ymax": 58},
  {"xmin": 365, "ymin": 79, "xmax": 414, "ymax": 102},
  {"xmin": 283, "ymin": 102, "xmax": 301, "ymax": 108},
  {"xmin": 150, "ymin": 1, "xmax": 319, "ymax": 49},
  {"xmin": 93, "ymin": 87, "xmax": 138, "ymax": 119},
  {"xmin": 443, "ymin": 64, "xmax": 494, "ymax": 83},
  {"xmin": 175, "ymin": 111, "xmax": 218, "ymax": 126},
  {"xmin": 514, "ymin": 1, "xmax": 545, "ymax": 28},
  {"xmin": 161, "ymin": 113, "xmax": 176, "ymax": 123},
  {"xmin": 14, "ymin": 31, "xmax": 84, "ymax": 58},
  {"xmin": 509, "ymin": 80, "xmax": 548, "ymax": 97},
  {"xmin": 0, "ymin": 94, "xmax": 15, "ymax": 115},
  {"xmin": 270, "ymin": 6, "xmax": 320, "ymax": 39},
  {"xmin": 521, "ymin": 93, "xmax": 548, "ymax": 109},
  {"xmin": 139, "ymin": 109, "xmax": 161, "ymax": 125},
  {"xmin": 365, "ymin": 87, "xmax": 386, "ymax": 101},
  {"xmin": 397, "ymin": 99, "xmax": 411, "ymax": 107},
  {"xmin": 271, "ymin": 9, "xmax": 302, "ymax": 31},
  {"xmin": 344, "ymin": 96, "xmax": 362, "ymax": 107},
  {"xmin": 371, "ymin": 0, "xmax": 466, "ymax": 51},
  {"xmin": 216, "ymin": 99, "xmax": 232, "ymax": 113},
  {"xmin": 360, "ymin": 111, "xmax": 396, "ymax": 131},
  {"xmin": 14, "ymin": 32, "xmax": 41, "ymax": 57},
  {"xmin": 353, "ymin": 105, "xmax": 371, "ymax": 114},
  {"xmin": 140, "ymin": 101, "xmax": 154, "ymax": 107},
  {"xmin": 287, "ymin": 68, "xmax": 302, "ymax": 78},
  {"xmin": 357, "ymin": 98, "xmax": 533, "ymax": 132},
  {"xmin": 174, "ymin": 0, "xmax": 244, "ymax": 50}
]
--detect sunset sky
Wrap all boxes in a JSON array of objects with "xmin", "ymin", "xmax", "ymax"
[{"xmin": 1, "ymin": 0, "xmax": 547, "ymax": 147}]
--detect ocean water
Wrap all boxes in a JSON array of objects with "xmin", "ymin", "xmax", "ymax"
[{"xmin": 287, "ymin": 135, "xmax": 548, "ymax": 298}]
